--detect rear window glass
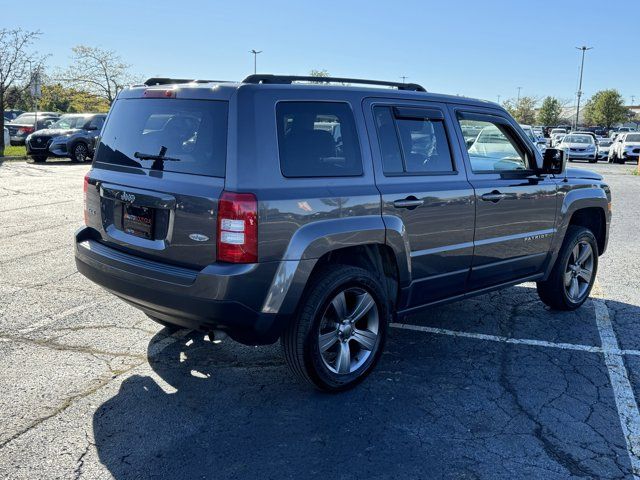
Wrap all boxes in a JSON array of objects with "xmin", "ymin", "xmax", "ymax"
[
  {"xmin": 276, "ymin": 101, "xmax": 363, "ymax": 177},
  {"xmin": 95, "ymin": 99, "xmax": 228, "ymax": 177}
]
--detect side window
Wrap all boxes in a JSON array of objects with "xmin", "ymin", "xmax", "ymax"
[
  {"xmin": 89, "ymin": 116, "xmax": 105, "ymax": 131},
  {"xmin": 457, "ymin": 113, "xmax": 529, "ymax": 173},
  {"xmin": 276, "ymin": 102, "xmax": 363, "ymax": 177},
  {"xmin": 373, "ymin": 106, "xmax": 454, "ymax": 174}
]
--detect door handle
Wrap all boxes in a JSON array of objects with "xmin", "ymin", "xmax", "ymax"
[
  {"xmin": 393, "ymin": 197, "xmax": 424, "ymax": 209},
  {"xmin": 481, "ymin": 191, "xmax": 508, "ymax": 203}
]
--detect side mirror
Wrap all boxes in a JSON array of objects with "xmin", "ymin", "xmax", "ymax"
[{"xmin": 540, "ymin": 148, "xmax": 565, "ymax": 175}]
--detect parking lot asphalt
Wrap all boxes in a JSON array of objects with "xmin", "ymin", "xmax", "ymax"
[{"xmin": 0, "ymin": 158, "xmax": 639, "ymax": 479}]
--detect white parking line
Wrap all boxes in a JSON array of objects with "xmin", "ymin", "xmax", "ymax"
[
  {"xmin": 592, "ymin": 287, "xmax": 640, "ymax": 478},
  {"xmin": 390, "ymin": 323, "xmax": 604, "ymax": 353},
  {"xmin": 392, "ymin": 281, "xmax": 640, "ymax": 478}
]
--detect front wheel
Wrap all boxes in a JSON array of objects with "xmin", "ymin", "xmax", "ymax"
[
  {"xmin": 31, "ymin": 155, "xmax": 47, "ymax": 163},
  {"xmin": 70, "ymin": 142, "xmax": 89, "ymax": 163},
  {"xmin": 537, "ymin": 226, "xmax": 598, "ymax": 310},
  {"xmin": 281, "ymin": 265, "xmax": 390, "ymax": 392}
]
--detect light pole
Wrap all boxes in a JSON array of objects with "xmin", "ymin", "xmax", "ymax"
[
  {"xmin": 517, "ymin": 87, "xmax": 522, "ymax": 102},
  {"xmin": 575, "ymin": 46, "xmax": 593, "ymax": 129},
  {"xmin": 400, "ymin": 75, "xmax": 407, "ymax": 84},
  {"xmin": 250, "ymin": 49, "xmax": 262, "ymax": 74},
  {"xmin": 496, "ymin": 94, "xmax": 501, "ymax": 104}
]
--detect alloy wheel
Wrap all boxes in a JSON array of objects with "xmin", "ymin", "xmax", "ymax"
[
  {"xmin": 74, "ymin": 144, "xmax": 88, "ymax": 162},
  {"xmin": 317, "ymin": 287, "xmax": 379, "ymax": 375},
  {"xmin": 564, "ymin": 240, "xmax": 594, "ymax": 302}
]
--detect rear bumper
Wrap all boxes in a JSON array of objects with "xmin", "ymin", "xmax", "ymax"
[{"xmin": 74, "ymin": 227, "xmax": 288, "ymax": 344}]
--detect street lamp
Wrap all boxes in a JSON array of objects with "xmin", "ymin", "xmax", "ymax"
[
  {"xmin": 574, "ymin": 46, "xmax": 593, "ymax": 129},
  {"xmin": 250, "ymin": 49, "xmax": 262, "ymax": 74}
]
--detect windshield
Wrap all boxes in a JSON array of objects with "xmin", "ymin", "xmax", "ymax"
[
  {"xmin": 95, "ymin": 98, "xmax": 228, "ymax": 177},
  {"xmin": 551, "ymin": 129, "xmax": 566, "ymax": 134},
  {"xmin": 563, "ymin": 135, "xmax": 594, "ymax": 144},
  {"xmin": 625, "ymin": 133, "xmax": 640, "ymax": 142},
  {"xmin": 599, "ymin": 139, "xmax": 612, "ymax": 146},
  {"xmin": 51, "ymin": 116, "xmax": 89, "ymax": 129}
]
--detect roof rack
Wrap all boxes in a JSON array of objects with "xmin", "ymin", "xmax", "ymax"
[
  {"xmin": 242, "ymin": 74, "xmax": 426, "ymax": 92},
  {"xmin": 143, "ymin": 78, "xmax": 231, "ymax": 86}
]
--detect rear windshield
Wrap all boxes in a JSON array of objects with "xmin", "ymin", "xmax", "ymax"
[{"xmin": 95, "ymin": 99, "xmax": 228, "ymax": 177}]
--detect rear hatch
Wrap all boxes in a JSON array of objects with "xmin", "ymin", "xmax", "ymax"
[{"xmin": 87, "ymin": 94, "xmax": 228, "ymax": 268}]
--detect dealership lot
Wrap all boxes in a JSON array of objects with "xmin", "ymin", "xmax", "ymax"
[{"xmin": 0, "ymin": 159, "xmax": 639, "ymax": 479}]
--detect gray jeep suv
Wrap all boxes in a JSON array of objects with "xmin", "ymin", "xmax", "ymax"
[{"xmin": 75, "ymin": 75, "xmax": 611, "ymax": 391}]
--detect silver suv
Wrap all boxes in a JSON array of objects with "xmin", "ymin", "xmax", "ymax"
[{"xmin": 76, "ymin": 75, "xmax": 611, "ymax": 391}]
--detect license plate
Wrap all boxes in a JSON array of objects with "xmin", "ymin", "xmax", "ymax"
[{"xmin": 123, "ymin": 204, "xmax": 154, "ymax": 239}]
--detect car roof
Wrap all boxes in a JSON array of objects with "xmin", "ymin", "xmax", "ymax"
[{"xmin": 119, "ymin": 77, "xmax": 500, "ymax": 110}]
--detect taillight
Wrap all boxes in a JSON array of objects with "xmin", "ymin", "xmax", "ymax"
[
  {"xmin": 217, "ymin": 191, "xmax": 258, "ymax": 263},
  {"xmin": 18, "ymin": 126, "xmax": 34, "ymax": 135},
  {"xmin": 83, "ymin": 173, "xmax": 89, "ymax": 225}
]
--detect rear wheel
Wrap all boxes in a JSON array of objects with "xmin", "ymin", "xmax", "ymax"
[
  {"xmin": 537, "ymin": 226, "xmax": 598, "ymax": 310},
  {"xmin": 281, "ymin": 265, "xmax": 390, "ymax": 392},
  {"xmin": 70, "ymin": 142, "xmax": 89, "ymax": 162}
]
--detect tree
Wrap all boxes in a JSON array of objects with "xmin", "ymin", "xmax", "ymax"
[
  {"xmin": 38, "ymin": 83, "xmax": 110, "ymax": 113},
  {"xmin": 0, "ymin": 28, "xmax": 45, "ymax": 156},
  {"xmin": 537, "ymin": 97, "xmax": 562, "ymax": 126},
  {"xmin": 582, "ymin": 89, "xmax": 629, "ymax": 128},
  {"xmin": 309, "ymin": 69, "xmax": 329, "ymax": 78},
  {"xmin": 58, "ymin": 45, "xmax": 135, "ymax": 104},
  {"xmin": 503, "ymin": 96, "xmax": 537, "ymax": 124}
]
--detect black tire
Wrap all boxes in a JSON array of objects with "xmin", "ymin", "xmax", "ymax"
[
  {"xmin": 70, "ymin": 142, "xmax": 90, "ymax": 163},
  {"xmin": 609, "ymin": 151, "xmax": 617, "ymax": 163},
  {"xmin": 281, "ymin": 265, "xmax": 390, "ymax": 392},
  {"xmin": 31, "ymin": 155, "xmax": 47, "ymax": 163},
  {"xmin": 588, "ymin": 158, "xmax": 597, "ymax": 163},
  {"xmin": 537, "ymin": 225, "xmax": 598, "ymax": 311}
]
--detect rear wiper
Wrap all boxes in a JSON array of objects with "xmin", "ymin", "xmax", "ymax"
[
  {"xmin": 134, "ymin": 149, "xmax": 180, "ymax": 162},
  {"xmin": 134, "ymin": 146, "xmax": 180, "ymax": 171}
]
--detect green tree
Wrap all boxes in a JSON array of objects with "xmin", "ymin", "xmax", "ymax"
[
  {"xmin": 503, "ymin": 96, "xmax": 537, "ymax": 124},
  {"xmin": 582, "ymin": 89, "xmax": 629, "ymax": 128},
  {"xmin": 537, "ymin": 96, "xmax": 562, "ymax": 125}
]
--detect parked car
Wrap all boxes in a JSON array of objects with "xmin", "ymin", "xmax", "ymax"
[
  {"xmin": 7, "ymin": 112, "xmax": 60, "ymax": 145},
  {"xmin": 26, "ymin": 113, "xmax": 106, "ymax": 163},
  {"xmin": 75, "ymin": 74, "xmax": 611, "ymax": 391},
  {"xmin": 609, "ymin": 132, "xmax": 640, "ymax": 164},
  {"xmin": 597, "ymin": 138, "xmax": 613, "ymax": 160},
  {"xmin": 520, "ymin": 124, "xmax": 547, "ymax": 154},
  {"xmin": 3, "ymin": 127, "xmax": 9, "ymax": 149},
  {"xmin": 558, "ymin": 134, "xmax": 597, "ymax": 163}
]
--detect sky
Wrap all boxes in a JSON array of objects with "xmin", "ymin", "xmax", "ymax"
[{"xmin": 3, "ymin": 0, "xmax": 639, "ymax": 105}]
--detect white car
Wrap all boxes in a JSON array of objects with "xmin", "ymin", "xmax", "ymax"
[
  {"xmin": 3, "ymin": 127, "xmax": 9, "ymax": 149},
  {"xmin": 609, "ymin": 132, "xmax": 640, "ymax": 164},
  {"xmin": 520, "ymin": 124, "xmax": 547, "ymax": 154},
  {"xmin": 597, "ymin": 138, "xmax": 613, "ymax": 160},
  {"xmin": 558, "ymin": 133, "xmax": 597, "ymax": 163}
]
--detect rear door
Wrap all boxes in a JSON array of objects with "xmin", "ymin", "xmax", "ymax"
[
  {"xmin": 450, "ymin": 107, "xmax": 558, "ymax": 290},
  {"xmin": 363, "ymin": 98, "xmax": 475, "ymax": 307},
  {"xmin": 86, "ymin": 95, "xmax": 228, "ymax": 268}
]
